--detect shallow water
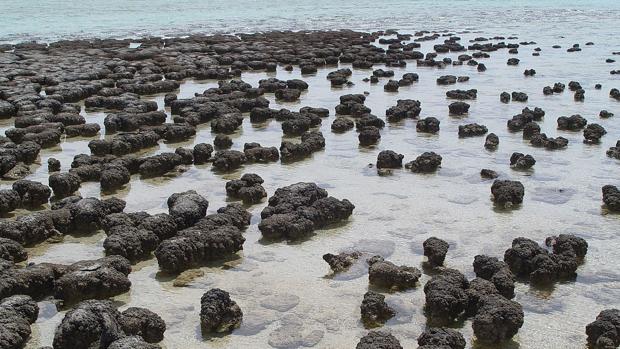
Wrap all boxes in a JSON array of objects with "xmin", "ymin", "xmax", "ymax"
[{"xmin": 1, "ymin": 13, "xmax": 620, "ymax": 349}]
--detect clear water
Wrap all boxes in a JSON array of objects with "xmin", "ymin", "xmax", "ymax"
[{"xmin": 1, "ymin": 1, "xmax": 620, "ymax": 348}]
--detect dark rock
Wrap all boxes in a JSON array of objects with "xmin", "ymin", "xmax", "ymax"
[
  {"xmin": 405, "ymin": 152, "xmax": 442, "ymax": 173},
  {"xmin": 510, "ymin": 153, "xmax": 536, "ymax": 169},
  {"xmin": 449, "ymin": 102, "xmax": 470, "ymax": 115},
  {"xmin": 212, "ymin": 150, "xmax": 246, "ymax": 171},
  {"xmin": 200, "ymin": 288, "xmax": 243, "ymax": 333},
  {"xmin": 361, "ymin": 291, "xmax": 395, "ymax": 328},
  {"xmin": 322, "ymin": 251, "xmax": 361, "ymax": 273},
  {"xmin": 386, "ymin": 99, "xmax": 421, "ymax": 121},
  {"xmin": 472, "ymin": 294, "xmax": 524, "ymax": 343},
  {"xmin": 120, "ymin": 307, "xmax": 166, "ymax": 343},
  {"xmin": 491, "ymin": 180, "xmax": 524, "ymax": 206},
  {"xmin": 416, "ymin": 117, "xmax": 440, "ymax": 134},
  {"xmin": 602, "ymin": 185, "xmax": 620, "ymax": 212},
  {"xmin": 485, "ymin": 133, "xmax": 499, "ymax": 150},
  {"xmin": 48, "ymin": 157, "xmax": 61, "ymax": 172},
  {"xmin": 417, "ymin": 327, "xmax": 466, "ymax": 349},
  {"xmin": 167, "ymin": 190, "xmax": 209, "ymax": 229},
  {"xmin": 367, "ymin": 256, "xmax": 421, "ymax": 290},
  {"xmin": 193, "ymin": 143, "xmax": 214, "ymax": 164},
  {"xmin": 0, "ymin": 295, "xmax": 39, "ymax": 349},
  {"xmin": 376, "ymin": 150, "xmax": 404, "ymax": 169},
  {"xmin": 557, "ymin": 114, "xmax": 587, "ymax": 130},
  {"xmin": 473, "ymin": 255, "xmax": 516, "ymax": 299},
  {"xmin": 424, "ymin": 268, "xmax": 469, "ymax": 322},
  {"xmin": 500, "ymin": 92, "xmax": 510, "ymax": 103},
  {"xmin": 281, "ymin": 131, "xmax": 325, "ymax": 160},
  {"xmin": 331, "ymin": 117, "xmax": 354, "ymax": 133},
  {"xmin": 225, "ymin": 173, "xmax": 267, "ymax": 204},
  {"xmin": 356, "ymin": 331, "xmax": 402, "ymax": 349},
  {"xmin": 0, "ymin": 189, "xmax": 20, "ymax": 214},
  {"xmin": 423, "ymin": 237, "xmax": 449, "ymax": 267},
  {"xmin": 0, "ymin": 237, "xmax": 28, "ymax": 262},
  {"xmin": 586, "ymin": 309, "xmax": 620, "ymax": 349},
  {"xmin": 214, "ymin": 135, "xmax": 233, "ymax": 149},
  {"xmin": 48, "ymin": 172, "xmax": 81, "ymax": 198},
  {"xmin": 530, "ymin": 133, "xmax": 568, "ymax": 150},
  {"xmin": 583, "ymin": 124, "xmax": 606, "ymax": 144},
  {"xmin": 480, "ymin": 169, "xmax": 499, "ymax": 179}
]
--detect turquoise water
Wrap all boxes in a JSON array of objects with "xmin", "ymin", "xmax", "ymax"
[{"xmin": 2, "ymin": 0, "xmax": 620, "ymax": 44}]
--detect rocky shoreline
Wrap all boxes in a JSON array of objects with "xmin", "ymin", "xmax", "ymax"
[{"xmin": 0, "ymin": 28, "xmax": 618, "ymax": 348}]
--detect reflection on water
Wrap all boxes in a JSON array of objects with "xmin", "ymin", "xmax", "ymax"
[{"xmin": 1, "ymin": 26, "xmax": 619, "ymax": 349}]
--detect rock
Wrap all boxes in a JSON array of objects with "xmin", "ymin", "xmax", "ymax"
[
  {"xmin": 120, "ymin": 307, "xmax": 166, "ymax": 343},
  {"xmin": 602, "ymin": 185, "xmax": 620, "ymax": 212},
  {"xmin": 472, "ymin": 294, "xmax": 524, "ymax": 343},
  {"xmin": 54, "ymin": 256, "xmax": 132, "ymax": 303},
  {"xmin": 405, "ymin": 152, "xmax": 442, "ymax": 173},
  {"xmin": 0, "ymin": 295, "xmax": 39, "ymax": 349},
  {"xmin": 100, "ymin": 164, "xmax": 130, "ymax": 191},
  {"xmin": 167, "ymin": 190, "xmax": 209, "ymax": 229},
  {"xmin": 491, "ymin": 180, "xmax": 524, "ymax": 206},
  {"xmin": 386, "ymin": 99, "xmax": 421, "ymax": 121},
  {"xmin": 511, "ymin": 92, "xmax": 528, "ymax": 102},
  {"xmin": 417, "ymin": 327, "xmax": 466, "ymax": 349},
  {"xmin": 275, "ymin": 88, "xmax": 301, "ymax": 101},
  {"xmin": 423, "ymin": 237, "xmax": 449, "ymax": 267},
  {"xmin": 600, "ymin": 110, "xmax": 614, "ymax": 118},
  {"xmin": 530, "ymin": 133, "xmax": 568, "ymax": 150},
  {"xmin": 606, "ymin": 141, "xmax": 620, "ymax": 160},
  {"xmin": 376, "ymin": 150, "xmax": 404, "ymax": 169},
  {"xmin": 0, "ymin": 189, "xmax": 20, "ymax": 214},
  {"xmin": 212, "ymin": 150, "xmax": 247, "ymax": 171},
  {"xmin": 424, "ymin": 268, "xmax": 469, "ymax": 322},
  {"xmin": 103, "ymin": 225, "xmax": 159, "ymax": 261},
  {"xmin": 331, "ymin": 117, "xmax": 354, "ymax": 133},
  {"xmin": 48, "ymin": 172, "xmax": 81, "ymax": 198},
  {"xmin": 259, "ymin": 183, "xmax": 354, "ymax": 240},
  {"xmin": 280, "ymin": 131, "xmax": 325, "ymax": 160},
  {"xmin": 459, "ymin": 123, "xmax": 488, "ymax": 137},
  {"xmin": 480, "ymin": 169, "xmax": 498, "ymax": 179},
  {"xmin": 193, "ymin": 143, "xmax": 214, "ymax": 164},
  {"xmin": 586, "ymin": 309, "xmax": 620, "ymax": 349},
  {"xmin": 485, "ymin": 133, "xmax": 499, "ymax": 150},
  {"xmin": 416, "ymin": 117, "xmax": 440, "ymax": 134},
  {"xmin": 214, "ymin": 135, "xmax": 233, "ymax": 149},
  {"xmin": 225, "ymin": 173, "xmax": 267, "ymax": 204},
  {"xmin": 155, "ymin": 204, "xmax": 249, "ymax": 273},
  {"xmin": 557, "ymin": 114, "xmax": 587, "ymax": 130},
  {"xmin": 583, "ymin": 124, "xmax": 607, "ymax": 144},
  {"xmin": 361, "ymin": 291, "xmax": 395, "ymax": 328},
  {"xmin": 367, "ymin": 256, "xmax": 421, "ymax": 290},
  {"xmin": 358, "ymin": 127, "xmax": 381, "ymax": 146},
  {"xmin": 48, "ymin": 157, "xmax": 61, "ymax": 172},
  {"xmin": 211, "ymin": 114, "xmax": 243, "ymax": 134},
  {"xmin": 356, "ymin": 331, "xmax": 402, "ymax": 349},
  {"xmin": 322, "ymin": 251, "xmax": 361, "ymax": 273},
  {"xmin": 473, "ymin": 255, "xmax": 515, "ymax": 299},
  {"xmin": 0, "ymin": 238, "xmax": 27, "ymax": 262},
  {"xmin": 108, "ymin": 337, "xmax": 161, "ymax": 349},
  {"xmin": 446, "ymin": 89, "xmax": 477, "ymax": 100},
  {"xmin": 448, "ymin": 102, "xmax": 470, "ymax": 115},
  {"xmin": 510, "ymin": 153, "xmax": 536, "ymax": 169},
  {"xmin": 500, "ymin": 92, "xmax": 510, "ymax": 103},
  {"xmin": 200, "ymin": 288, "xmax": 243, "ymax": 333},
  {"xmin": 437, "ymin": 75, "xmax": 457, "ymax": 85},
  {"xmin": 384, "ymin": 80, "xmax": 400, "ymax": 92},
  {"xmin": 244, "ymin": 143, "xmax": 280, "ymax": 163},
  {"xmin": 12, "ymin": 180, "xmax": 51, "ymax": 207}
]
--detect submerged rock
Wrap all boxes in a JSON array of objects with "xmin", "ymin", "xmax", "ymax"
[
  {"xmin": 322, "ymin": 251, "xmax": 362, "ymax": 273},
  {"xmin": 360, "ymin": 291, "xmax": 395, "ymax": 328},
  {"xmin": 423, "ymin": 237, "xmax": 449, "ymax": 267},
  {"xmin": 367, "ymin": 256, "xmax": 421, "ymax": 290},
  {"xmin": 586, "ymin": 309, "xmax": 620, "ymax": 348},
  {"xmin": 356, "ymin": 331, "xmax": 403, "ymax": 349}
]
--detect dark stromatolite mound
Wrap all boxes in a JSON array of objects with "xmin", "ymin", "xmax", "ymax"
[
  {"xmin": 586, "ymin": 309, "xmax": 620, "ymax": 349},
  {"xmin": 0, "ymin": 189, "xmax": 20, "ymax": 214},
  {"xmin": 200, "ymin": 288, "xmax": 243, "ymax": 334},
  {"xmin": 322, "ymin": 251, "xmax": 362, "ymax": 273},
  {"xmin": 602, "ymin": 185, "xmax": 620, "ymax": 212},
  {"xmin": 331, "ymin": 117, "xmax": 354, "ymax": 133},
  {"xmin": 54, "ymin": 255, "xmax": 132, "ymax": 303},
  {"xmin": 583, "ymin": 123, "xmax": 607, "ymax": 144},
  {"xmin": 138, "ymin": 152, "xmax": 183, "ymax": 177},
  {"xmin": 510, "ymin": 153, "xmax": 536, "ymax": 169},
  {"xmin": 225, "ymin": 173, "xmax": 267, "ymax": 204},
  {"xmin": 416, "ymin": 117, "xmax": 440, "ymax": 133},
  {"xmin": 53, "ymin": 300, "xmax": 165, "ymax": 349},
  {"xmin": 491, "ymin": 180, "xmax": 524, "ymax": 206},
  {"xmin": 530, "ymin": 133, "xmax": 568, "ymax": 150},
  {"xmin": 423, "ymin": 237, "xmax": 449, "ymax": 267},
  {"xmin": 557, "ymin": 114, "xmax": 587, "ymax": 130},
  {"xmin": 405, "ymin": 152, "xmax": 442, "ymax": 173},
  {"xmin": 446, "ymin": 89, "xmax": 477, "ymax": 100},
  {"xmin": 358, "ymin": 126, "xmax": 381, "ymax": 146},
  {"xmin": 356, "ymin": 331, "xmax": 403, "ymax": 349},
  {"xmin": 448, "ymin": 101, "xmax": 470, "ymax": 115},
  {"xmin": 417, "ymin": 327, "xmax": 466, "ymax": 349},
  {"xmin": 0, "ymin": 295, "xmax": 39, "ymax": 349},
  {"xmin": 48, "ymin": 172, "xmax": 81, "ymax": 198},
  {"xmin": 424, "ymin": 268, "xmax": 470, "ymax": 323},
  {"xmin": 259, "ymin": 182, "xmax": 354, "ymax": 240},
  {"xmin": 473, "ymin": 255, "xmax": 516, "ymax": 299},
  {"xmin": 193, "ymin": 143, "xmax": 214, "ymax": 164},
  {"xmin": 376, "ymin": 150, "xmax": 404, "ymax": 169},
  {"xmin": 386, "ymin": 99, "xmax": 421, "ymax": 121},
  {"xmin": 511, "ymin": 91, "xmax": 528, "ymax": 102},
  {"xmin": 472, "ymin": 294, "xmax": 524, "ymax": 343},
  {"xmin": 212, "ymin": 150, "xmax": 247, "ymax": 171},
  {"xmin": 12, "ymin": 179, "xmax": 51, "ymax": 207},
  {"xmin": 459, "ymin": 123, "xmax": 488, "ymax": 137},
  {"xmin": 155, "ymin": 204, "xmax": 249, "ymax": 273},
  {"xmin": 361, "ymin": 291, "xmax": 395, "ymax": 328},
  {"xmin": 243, "ymin": 142, "xmax": 280, "ymax": 163},
  {"xmin": 0, "ymin": 238, "xmax": 27, "ymax": 262},
  {"xmin": 167, "ymin": 190, "xmax": 209, "ymax": 229},
  {"xmin": 480, "ymin": 169, "xmax": 498, "ymax": 179},
  {"xmin": 504, "ymin": 235, "xmax": 587, "ymax": 284},
  {"xmin": 485, "ymin": 133, "xmax": 499, "ymax": 150},
  {"xmin": 103, "ymin": 225, "xmax": 160, "ymax": 261},
  {"xmin": 120, "ymin": 307, "xmax": 166, "ymax": 343},
  {"xmin": 107, "ymin": 337, "xmax": 161, "ymax": 349},
  {"xmin": 355, "ymin": 114, "xmax": 385, "ymax": 131},
  {"xmin": 367, "ymin": 256, "xmax": 421, "ymax": 290},
  {"xmin": 281, "ymin": 131, "xmax": 325, "ymax": 161}
]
